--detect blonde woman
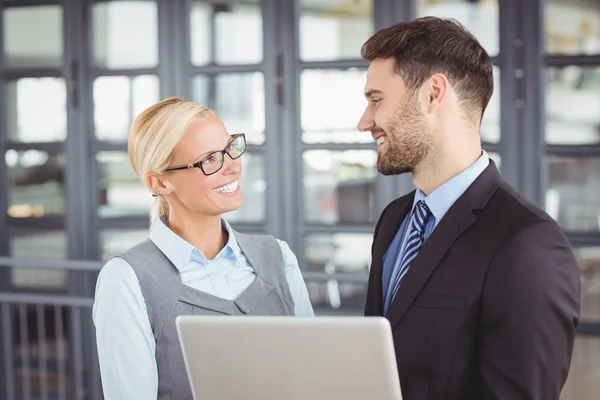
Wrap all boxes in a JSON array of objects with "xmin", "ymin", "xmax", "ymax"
[{"xmin": 92, "ymin": 97, "xmax": 314, "ymax": 399}]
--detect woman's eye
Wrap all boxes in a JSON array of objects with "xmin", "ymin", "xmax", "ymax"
[{"xmin": 203, "ymin": 154, "xmax": 218, "ymax": 165}]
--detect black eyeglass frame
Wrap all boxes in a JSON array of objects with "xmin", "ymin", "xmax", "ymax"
[{"xmin": 163, "ymin": 133, "xmax": 246, "ymax": 176}]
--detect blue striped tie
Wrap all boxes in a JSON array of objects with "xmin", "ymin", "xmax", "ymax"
[{"xmin": 389, "ymin": 200, "xmax": 432, "ymax": 303}]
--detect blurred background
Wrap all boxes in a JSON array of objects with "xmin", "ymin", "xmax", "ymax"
[{"xmin": 0, "ymin": 0, "xmax": 599, "ymax": 398}]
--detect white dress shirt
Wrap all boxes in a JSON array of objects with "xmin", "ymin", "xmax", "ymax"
[{"xmin": 92, "ymin": 218, "xmax": 314, "ymax": 399}]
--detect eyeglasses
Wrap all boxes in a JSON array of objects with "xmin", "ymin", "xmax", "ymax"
[{"xmin": 164, "ymin": 133, "xmax": 246, "ymax": 176}]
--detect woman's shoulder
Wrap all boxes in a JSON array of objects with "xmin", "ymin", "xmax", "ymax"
[
  {"xmin": 96, "ymin": 256, "xmax": 140, "ymax": 289},
  {"xmin": 232, "ymin": 231, "xmax": 291, "ymax": 252},
  {"xmin": 93, "ymin": 256, "xmax": 148, "ymax": 325},
  {"xmin": 230, "ymin": 231, "xmax": 296, "ymax": 266}
]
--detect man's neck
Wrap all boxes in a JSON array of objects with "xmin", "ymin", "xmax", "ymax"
[{"xmin": 413, "ymin": 147, "xmax": 482, "ymax": 196}]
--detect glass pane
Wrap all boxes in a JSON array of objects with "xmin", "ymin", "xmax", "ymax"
[
  {"xmin": 416, "ymin": 0, "xmax": 498, "ymax": 56},
  {"xmin": 93, "ymin": 1, "xmax": 158, "ymax": 69},
  {"xmin": 10, "ymin": 227, "xmax": 66, "ymax": 259},
  {"xmin": 3, "ymin": 5, "xmax": 63, "ymax": 68},
  {"xmin": 97, "ymin": 152, "xmax": 152, "ymax": 219},
  {"xmin": 9, "ymin": 227, "xmax": 67, "ymax": 289},
  {"xmin": 546, "ymin": 157, "xmax": 600, "ymax": 232},
  {"xmin": 94, "ymin": 75, "xmax": 159, "ymax": 141},
  {"xmin": 300, "ymin": 0, "xmax": 374, "ymax": 61},
  {"xmin": 575, "ymin": 247, "xmax": 600, "ymax": 322},
  {"xmin": 193, "ymin": 73, "xmax": 265, "ymax": 145},
  {"xmin": 223, "ymin": 152, "xmax": 265, "ymax": 223},
  {"xmin": 5, "ymin": 78, "xmax": 67, "ymax": 142},
  {"xmin": 305, "ymin": 233, "xmax": 371, "ymax": 313},
  {"xmin": 546, "ymin": 1, "xmax": 600, "ymax": 55},
  {"xmin": 191, "ymin": 1, "xmax": 262, "ymax": 65},
  {"xmin": 306, "ymin": 233, "xmax": 372, "ymax": 272},
  {"xmin": 546, "ymin": 67, "xmax": 600, "ymax": 145},
  {"xmin": 6, "ymin": 150, "xmax": 65, "ymax": 218},
  {"xmin": 303, "ymin": 150, "xmax": 377, "ymax": 224},
  {"xmin": 301, "ymin": 69, "xmax": 370, "ymax": 144},
  {"xmin": 308, "ymin": 282, "xmax": 367, "ymax": 314},
  {"xmin": 301, "ymin": 67, "xmax": 499, "ymax": 144},
  {"xmin": 562, "ymin": 337, "xmax": 600, "ymax": 400},
  {"xmin": 101, "ymin": 229, "xmax": 149, "ymax": 261},
  {"xmin": 482, "ymin": 66, "xmax": 500, "ymax": 144}
]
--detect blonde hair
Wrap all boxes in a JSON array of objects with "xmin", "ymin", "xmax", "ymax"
[{"xmin": 128, "ymin": 97, "xmax": 212, "ymax": 228}]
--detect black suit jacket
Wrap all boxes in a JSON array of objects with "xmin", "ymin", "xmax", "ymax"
[{"xmin": 365, "ymin": 161, "xmax": 581, "ymax": 400}]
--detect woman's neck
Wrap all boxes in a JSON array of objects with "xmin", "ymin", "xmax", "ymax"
[{"xmin": 166, "ymin": 212, "xmax": 227, "ymax": 260}]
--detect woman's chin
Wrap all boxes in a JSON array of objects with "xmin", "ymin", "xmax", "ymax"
[{"xmin": 217, "ymin": 194, "xmax": 245, "ymax": 214}]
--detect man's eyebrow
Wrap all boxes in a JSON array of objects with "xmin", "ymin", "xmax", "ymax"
[{"xmin": 365, "ymin": 89, "xmax": 383, "ymax": 98}]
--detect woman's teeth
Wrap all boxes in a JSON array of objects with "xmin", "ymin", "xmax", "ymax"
[{"xmin": 213, "ymin": 180, "xmax": 239, "ymax": 193}]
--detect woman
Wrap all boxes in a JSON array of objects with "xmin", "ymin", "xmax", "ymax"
[{"xmin": 92, "ymin": 97, "xmax": 314, "ymax": 399}]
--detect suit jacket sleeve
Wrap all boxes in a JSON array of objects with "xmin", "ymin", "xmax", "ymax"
[
  {"xmin": 365, "ymin": 201, "xmax": 393, "ymax": 316},
  {"xmin": 478, "ymin": 220, "xmax": 581, "ymax": 400},
  {"xmin": 371, "ymin": 204, "xmax": 387, "ymax": 253}
]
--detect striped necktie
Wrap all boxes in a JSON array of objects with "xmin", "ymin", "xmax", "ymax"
[{"xmin": 389, "ymin": 200, "xmax": 432, "ymax": 304}]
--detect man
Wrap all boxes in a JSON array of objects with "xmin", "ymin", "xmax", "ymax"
[{"xmin": 358, "ymin": 17, "xmax": 581, "ymax": 400}]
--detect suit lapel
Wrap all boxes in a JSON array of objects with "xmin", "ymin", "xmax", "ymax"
[
  {"xmin": 366, "ymin": 193, "xmax": 414, "ymax": 316},
  {"xmin": 384, "ymin": 160, "xmax": 504, "ymax": 330},
  {"xmin": 385, "ymin": 196, "xmax": 477, "ymax": 329}
]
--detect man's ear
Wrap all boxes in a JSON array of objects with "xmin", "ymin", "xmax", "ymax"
[
  {"xmin": 425, "ymin": 73, "xmax": 450, "ymax": 113},
  {"xmin": 147, "ymin": 172, "xmax": 173, "ymax": 197}
]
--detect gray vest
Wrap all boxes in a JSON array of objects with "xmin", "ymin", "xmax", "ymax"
[{"xmin": 118, "ymin": 231, "xmax": 296, "ymax": 400}]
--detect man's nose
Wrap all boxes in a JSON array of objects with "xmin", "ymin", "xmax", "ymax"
[{"xmin": 357, "ymin": 108, "xmax": 375, "ymax": 132}]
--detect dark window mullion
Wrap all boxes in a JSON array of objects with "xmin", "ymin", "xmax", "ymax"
[
  {"xmin": 0, "ymin": 3, "xmax": 9, "ymax": 259},
  {"xmin": 302, "ymin": 224, "xmax": 375, "ymax": 235},
  {"xmin": 547, "ymin": 145, "xmax": 600, "ymax": 157},
  {"xmin": 300, "ymin": 60, "xmax": 368, "ymax": 70},
  {"xmin": 4, "ymin": 68, "xmax": 63, "ymax": 79},
  {"xmin": 6, "ymin": 141, "xmax": 64, "ymax": 153},
  {"xmin": 546, "ymin": 55, "xmax": 600, "ymax": 67},
  {"xmin": 8, "ymin": 216, "xmax": 64, "ymax": 230},
  {"xmin": 91, "ymin": 67, "xmax": 158, "ymax": 78},
  {"xmin": 2, "ymin": 0, "xmax": 60, "ymax": 8},
  {"xmin": 191, "ymin": 63, "xmax": 265, "ymax": 75}
]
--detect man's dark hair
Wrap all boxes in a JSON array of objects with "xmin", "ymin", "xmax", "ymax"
[{"xmin": 361, "ymin": 16, "xmax": 494, "ymax": 123}]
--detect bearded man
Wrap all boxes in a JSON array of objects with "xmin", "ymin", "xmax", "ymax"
[{"xmin": 357, "ymin": 16, "xmax": 581, "ymax": 400}]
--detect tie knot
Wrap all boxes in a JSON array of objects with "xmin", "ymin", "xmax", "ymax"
[
  {"xmin": 416, "ymin": 200, "xmax": 431, "ymax": 215},
  {"xmin": 413, "ymin": 200, "xmax": 431, "ymax": 231}
]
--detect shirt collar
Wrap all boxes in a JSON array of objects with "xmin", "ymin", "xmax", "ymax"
[
  {"xmin": 149, "ymin": 217, "xmax": 242, "ymax": 271},
  {"xmin": 413, "ymin": 151, "xmax": 490, "ymax": 225}
]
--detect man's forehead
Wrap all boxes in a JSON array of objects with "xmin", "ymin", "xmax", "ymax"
[
  {"xmin": 364, "ymin": 58, "xmax": 403, "ymax": 95},
  {"xmin": 367, "ymin": 57, "xmax": 396, "ymax": 76}
]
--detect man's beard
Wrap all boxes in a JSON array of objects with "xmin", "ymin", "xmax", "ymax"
[{"xmin": 377, "ymin": 95, "xmax": 434, "ymax": 176}]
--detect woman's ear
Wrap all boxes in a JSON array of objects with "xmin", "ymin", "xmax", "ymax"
[{"xmin": 147, "ymin": 172, "xmax": 173, "ymax": 197}]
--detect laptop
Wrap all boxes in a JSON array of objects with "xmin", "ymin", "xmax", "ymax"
[{"xmin": 176, "ymin": 315, "xmax": 402, "ymax": 400}]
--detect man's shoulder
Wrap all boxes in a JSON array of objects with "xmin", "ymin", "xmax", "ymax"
[
  {"xmin": 491, "ymin": 181, "xmax": 557, "ymax": 228},
  {"xmin": 481, "ymin": 181, "xmax": 569, "ymax": 254}
]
